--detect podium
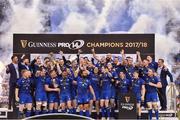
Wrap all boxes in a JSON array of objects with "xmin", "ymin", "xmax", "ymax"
[{"xmin": 118, "ymin": 92, "xmax": 137, "ymax": 119}]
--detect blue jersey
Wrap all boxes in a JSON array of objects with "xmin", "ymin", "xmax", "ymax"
[
  {"xmin": 35, "ymin": 76, "xmax": 46, "ymax": 93},
  {"xmin": 45, "ymin": 77, "xmax": 59, "ymax": 96},
  {"xmin": 76, "ymin": 77, "xmax": 91, "ymax": 96},
  {"xmin": 149, "ymin": 61, "xmax": 158, "ymax": 71},
  {"xmin": 139, "ymin": 66, "xmax": 150, "ymax": 80},
  {"xmin": 77, "ymin": 77, "xmax": 91, "ymax": 96},
  {"xmin": 132, "ymin": 78, "xmax": 145, "ymax": 94},
  {"xmin": 16, "ymin": 77, "xmax": 33, "ymax": 94},
  {"xmin": 117, "ymin": 78, "xmax": 130, "ymax": 93},
  {"xmin": 58, "ymin": 76, "xmax": 72, "ymax": 94},
  {"xmin": 124, "ymin": 65, "xmax": 135, "ymax": 81},
  {"xmin": 145, "ymin": 76, "xmax": 160, "ymax": 93},
  {"xmin": 90, "ymin": 72, "xmax": 100, "ymax": 91},
  {"xmin": 100, "ymin": 73, "xmax": 112, "ymax": 91}
]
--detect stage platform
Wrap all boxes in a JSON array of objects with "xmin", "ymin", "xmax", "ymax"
[{"xmin": 0, "ymin": 108, "xmax": 178, "ymax": 119}]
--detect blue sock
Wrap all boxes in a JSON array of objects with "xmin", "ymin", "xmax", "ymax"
[
  {"xmin": 79, "ymin": 110, "xmax": 83, "ymax": 116},
  {"xmin": 18, "ymin": 111, "xmax": 24, "ymax": 118},
  {"xmin": 68, "ymin": 108, "xmax": 73, "ymax": 114},
  {"xmin": 85, "ymin": 110, "xmax": 90, "ymax": 117},
  {"xmin": 111, "ymin": 107, "xmax": 115, "ymax": 117},
  {"xmin": 154, "ymin": 110, "xmax": 159, "ymax": 120},
  {"xmin": 148, "ymin": 109, "xmax": 153, "ymax": 120},
  {"xmin": 53, "ymin": 109, "xmax": 58, "ymax": 113},
  {"xmin": 73, "ymin": 108, "xmax": 76, "ymax": 114},
  {"xmin": 101, "ymin": 107, "xmax": 105, "ymax": 117},
  {"xmin": 61, "ymin": 109, "xmax": 66, "ymax": 113},
  {"xmin": 25, "ymin": 110, "xmax": 31, "ymax": 117},
  {"xmin": 49, "ymin": 110, "xmax": 53, "ymax": 113},
  {"xmin": 42, "ymin": 110, "xmax": 47, "ymax": 114},
  {"xmin": 35, "ymin": 110, "xmax": 40, "ymax": 115},
  {"xmin": 106, "ymin": 107, "xmax": 110, "ymax": 117}
]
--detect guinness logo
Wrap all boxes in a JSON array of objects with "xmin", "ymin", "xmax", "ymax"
[
  {"xmin": 20, "ymin": 40, "xmax": 28, "ymax": 48},
  {"xmin": 125, "ymin": 96, "xmax": 130, "ymax": 103}
]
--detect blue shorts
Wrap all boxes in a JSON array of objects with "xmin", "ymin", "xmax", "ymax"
[
  {"xmin": 101, "ymin": 90, "xmax": 111, "ymax": 100},
  {"xmin": 60, "ymin": 93, "xmax": 71, "ymax": 103},
  {"xmin": 89, "ymin": 90, "xmax": 100, "ymax": 100},
  {"xmin": 19, "ymin": 93, "xmax": 32, "ymax": 104},
  {"xmin": 77, "ymin": 95, "xmax": 90, "ymax": 104},
  {"xmin": 111, "ymin": 87, "xmax": 116, "ymax": 99},
  {"xmin": 71, "ymin": 90, "xmax": 77, "ymax": 100},
  {"xmin": 35, "ymin": 92, "xmax": 47, "ymax": 102},
  {"xmin": 134, "ymin": 93, "xmax": 141, "ymax": 103},
  {"xmin": 48, "ymin": 94, "xmax": 59, "ymax": 103},
  {"xmin": 146, "ymin": 92, "xmax": 158, "ymax": 102}
]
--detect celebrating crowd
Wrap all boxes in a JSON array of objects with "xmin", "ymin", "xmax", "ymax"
[{"xmin": 6, "ymin": 48, "xmax": 173, "ymax": 120}]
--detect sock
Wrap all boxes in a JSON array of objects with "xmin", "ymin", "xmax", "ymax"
[
  {"xmin": 111, "ymin": 107, "xmax": 115, "ymax": 117},
  {"xmin": 148, "ymin": 109, "xmax": 152, "ymax": 120},
  {"xmin": 101, "ymin": 107, "xmax": 105, "ymax": 117},
  {"xmin": 18, "ymin": 111, "xmax": 24, "ymax": 118},
  {"xmin": 61, "ymin": 109, "xmax": 66, "ymax": 113},
  {"xmin": 79, "ymin": 110, "xmax": 83, "ymax": 116},
  {"xmin": 73, "ymin": 108, "xmax": 76, "ymax": 114},
  {"xmin": 25, "ymin": 110, "xmax": 31, "ymax": 117},
  {"xmin": 106, "ymin": 107, "xmax": 110, "ymax": 117},
  {"xmin": 35, "ymin": 110, "xmax": 40, "ymax": 115},
  {"xmin": 85, "ymin": 110, "xmax": 90, "ymax": 117},
  {"xmin": 42, "ymin": 110, "xmax": 47, "ymax": 114},
  {"xmin": 48, "ymin": 110, "xmax": 53, "ymax": 113},
  {"xmin": 154, "ymin": 110, "xmax": 159, "ymax": 120},
  {"xmin": 68, "ymin": 108, "xmax": 73, "ymax": 114},
  {"xmin": 53, "ymin": 109, "xmax": 58, "ymax": 113}
]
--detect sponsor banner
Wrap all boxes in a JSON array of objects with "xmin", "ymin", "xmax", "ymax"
[
  {"xmin": 118, "ymin": 93, "xmax": 137, "ymax": 119},
  {"xmin": 13, "ymin": 34, "xmax": 155, "ymax": 58}
]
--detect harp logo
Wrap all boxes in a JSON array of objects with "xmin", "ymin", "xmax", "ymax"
[
  {"xmin": 20, "ymin": 40, "xmax": 28, "ymax": 48},
  {"xmin": 125, "ymin": 96, "xmax": 130, "ymax": 103}
]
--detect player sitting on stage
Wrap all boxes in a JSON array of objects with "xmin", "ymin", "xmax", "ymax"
[
  {"xmin": 131, "ymin": 71, "xmax": 145, "ymax": 119},
  {"xmin": 58, "ymin": 68, "xmax": 73, "ymax": 113},
  {"xmin": 73, "ymin": 69, "xmax": 96, "ymax": 117},
  {"xmin": 145, "ymin": 68, "xmax": 162, "ymax": 120},
  {"xmin": 15, "ymin": 70, "xmax": 33, "ymax": 118},
  {"xmin": 45, "ymin": 69, "xmax": 60, "ymax": 113},
  {"xmin": 34, "ymin": 67, "xmax": 48, "ymax": 115}
]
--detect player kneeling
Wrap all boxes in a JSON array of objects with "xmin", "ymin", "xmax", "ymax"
[
  {"xmin": 58, "ymin": 69, "xmax": 73, "ymax": 113},
  {"xmin": 132, "ymin": 71, "xmax": 145, "ymax": 119},
  {"xmin": 15, "ymin": 70, "xmax": 33, "ymax": 118},
  {"xmin": 74, "ymin": 70, "xmax": 96, "ymax": 117},
  {"xmin": 145, "ymin": 68, "xmax": 162, "ymax": 120},
  {"xmin": 45, "ymin": 70, "xmax": 60, "ymax": 113},
  {"xmin": 34, "ymin": 68, "xmax": 48, "ymax": 115}
]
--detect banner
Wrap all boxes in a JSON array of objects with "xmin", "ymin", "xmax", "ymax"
[{"xmin": 13, "ymin": 34, "xmax": 155, "ymax": 59}]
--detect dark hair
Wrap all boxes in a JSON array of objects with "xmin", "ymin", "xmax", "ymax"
[
  {"xmin": 158, "ymin": 58, "xmax": 164, "ymax": 63},
  {"xmin": 49, "ymin": 69, "xmax": 56, "ymax": 74},
  {"xmin": 11, "ymin": 55, "xmax": 17, "ymax": 61},
  {"xmin": 44, "ymin": 57, "xmax": 50, "ymax": 61}
]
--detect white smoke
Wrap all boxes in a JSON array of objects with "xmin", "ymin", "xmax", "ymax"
[{"xmin": 0, "ymin": 0, "xmax": 180, "ymax": 80}]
